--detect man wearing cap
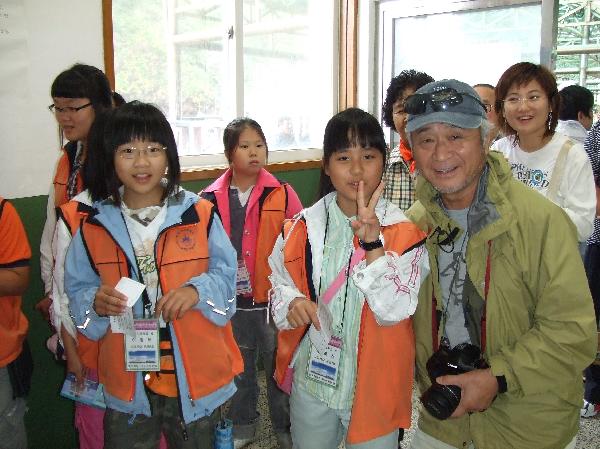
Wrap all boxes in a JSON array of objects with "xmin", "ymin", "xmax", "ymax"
[{"xmin": 405, "ymin": 79, "xmax": 596, "ymax": 449}]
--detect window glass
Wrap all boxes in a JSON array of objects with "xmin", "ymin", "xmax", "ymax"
[
  {"xmin": 112, "ymin": 0, "xmax": 335, "ymax": 161},
  {"xmin": 393, "ymin": 5, "xmax": 541, "ymax": 84},
  {"xmin": 242, "ymin": 0, "xmax": 334, "ymax": 151}
]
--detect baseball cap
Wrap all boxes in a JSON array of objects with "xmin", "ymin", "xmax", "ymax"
[{"xmin": 405, "ymin": 79, "xmax": 487, "ymax": 133}]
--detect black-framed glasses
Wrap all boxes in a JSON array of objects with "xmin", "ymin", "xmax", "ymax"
[
  {"xmin": 404, "ymin": 88, "xmax": 487, "ymax": 115},
  {"xmin": 48, "ymin": 103, "xmax": 92, "ymax": 114}
]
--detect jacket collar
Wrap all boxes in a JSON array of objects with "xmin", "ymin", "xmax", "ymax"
[
  {"xmin": 203, "ymin": 167, "xmax": 280, "ymax": 193},
  {"xmin": 88, "ymin": 189, "xmax": 199, "ymax": 273}
]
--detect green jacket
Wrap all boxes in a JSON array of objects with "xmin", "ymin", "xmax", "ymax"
[{"xmin": 407, "ymin": 151, "xmax": 597, "ymax": 449}]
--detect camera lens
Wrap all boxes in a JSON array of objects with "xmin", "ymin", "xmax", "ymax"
[{"xmin": 420, "ymin": 384, "xmax": 462, "ymax": 420}]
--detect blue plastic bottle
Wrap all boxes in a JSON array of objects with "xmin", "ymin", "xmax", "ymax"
[{"xmin": 214, "ymin": 418, "xmax": 233, "ymax": 449}]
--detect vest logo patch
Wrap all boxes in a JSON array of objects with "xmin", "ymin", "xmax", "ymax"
[{"xmin": 176, "ymin": 229, "xmax": 195, "ymax": 250}]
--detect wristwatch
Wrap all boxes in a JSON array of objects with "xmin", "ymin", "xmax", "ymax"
[{"xmin": 358, "ymin": 238, "xmax": 383, "ymax": 251}]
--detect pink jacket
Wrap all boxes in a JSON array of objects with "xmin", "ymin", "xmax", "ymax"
[{"xmin": 202, "ymin": 168, "xmax": 303, "ymax": 299}]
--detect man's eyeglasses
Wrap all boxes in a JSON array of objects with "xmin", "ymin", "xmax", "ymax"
[
  {"xmin": 48, "ymin": 103, "xmax": 92, "ymax": 114},
  {"xmin": 116, "ymin": 146, "xmax": 167, "ymax": 160},
  {"xmin": 482, "ymin": 103, "xmax": 493, "ymax": 113},
  {"xmin": 404, "ymin": 88, "xmax": 487, "ymax": 115}
]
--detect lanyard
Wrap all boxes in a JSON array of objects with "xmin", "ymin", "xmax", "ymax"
[{"xmin": 432, "ymin": 240, "xmax": 492, "ymax": 352}]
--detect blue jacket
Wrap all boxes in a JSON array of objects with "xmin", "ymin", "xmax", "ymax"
[{"xmin": 65, "ymin": 189, "xmax": 238, "ymax": 423}]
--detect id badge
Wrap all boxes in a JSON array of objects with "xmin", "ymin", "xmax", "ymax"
[
  {"xmin": 306, "ymin": 336, "xmax": 343, "ymax": 388},
  {"xmin": 236, "ymin": 258, "xmax": 253, "ymax": 295},
  {"xmin": 124, "ymin": 319, "xmax": 160, "ymax": 371}
]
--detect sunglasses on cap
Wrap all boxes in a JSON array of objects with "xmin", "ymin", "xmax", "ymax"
[{"xmin": 404, "ymin": 87, "xmax": 487, "ymax": 115}]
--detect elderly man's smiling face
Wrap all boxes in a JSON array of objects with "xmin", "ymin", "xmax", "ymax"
[{"xmin": 411, "ymin": 123, "xmax": 486, "ymax": 210}]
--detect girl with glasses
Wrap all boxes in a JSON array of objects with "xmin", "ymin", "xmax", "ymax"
[
  {"xmin": 40, "ymin": 64, "xmax": 113, "ymax": 449},
  {"xmin": 64, "ymin": 101, "xmax": 241, "ymax": 449},
  {"xmin": 39, "ymin": 64, "xmax": 113, "ymax": 321},
  {"xmin": 492, "ymin": 62, "xmax": 595, "ymax": 244}
]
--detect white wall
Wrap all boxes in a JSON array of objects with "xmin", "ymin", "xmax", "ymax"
[{"xmin": 0, "ymin": 0, "xmax": 104, "ymax": 199}]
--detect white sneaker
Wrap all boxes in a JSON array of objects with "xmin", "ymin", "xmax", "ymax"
[
  {"xmin": 580, "ymin": 399, "xmax": 599, "ymax": 418},
  {"xmin": 233, "ymin": 437, "xmax": 254, "ymax": 449}
]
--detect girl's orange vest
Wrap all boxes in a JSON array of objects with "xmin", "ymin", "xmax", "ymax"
[
  {"xmin": 79, "ymin": 199, "xmax": 243, "ymax": 402},
  {"xmin": 203, "ymin": 184, "xmax": 289, "ymax": 303},
  {"xmin": 57, "ymin": 201, "xmax": 99, "ymax": 371},
  {"xmin": 252, "ymin": 186, "xmax": 288, "ymax": 302},
  {"xmin": 53, "ymin": 147, "xmax": 84, "ymax": 207},
  {"xmin": 275, "ymin": 218, "xmax": 426, "ymax": 444}
]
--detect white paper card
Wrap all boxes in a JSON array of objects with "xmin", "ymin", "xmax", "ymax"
[
  {"xmin": 115, "ymin": 277, "xmax": 146, "ymax": 307},
  {"xmin": 109, "ymin": 277, "xmax": 145, "ymax": 336},
  {"xmin": 309, "ymin": 304, "xmax": 333, "ymax": 355}
]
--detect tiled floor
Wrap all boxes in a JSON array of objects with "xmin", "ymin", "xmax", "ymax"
[{"xmin": 244, "ymin": 372, "xmax": 600, "ymax": 449}]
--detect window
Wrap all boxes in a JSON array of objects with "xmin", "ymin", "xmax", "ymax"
[
  {"xmin": 111, "ymin": 0, "xmax": 336, "ymax": 167},
  {"xmin": 378, "ymin": 0, "xmax": 546, "ymax": 146}
]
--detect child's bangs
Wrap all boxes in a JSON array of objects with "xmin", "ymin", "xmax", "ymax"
[{"xmin": 109, "ymin": 109, "xmax": 170, "ymax": 150}]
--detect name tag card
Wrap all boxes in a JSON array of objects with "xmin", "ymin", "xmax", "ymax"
[
  {"xmin": 125, "ymin": 319, "xmax": 160, "ymax": 371},
  {"xmin": 306, "ymin": 335, "xmax": 343, "ymax": 388}
]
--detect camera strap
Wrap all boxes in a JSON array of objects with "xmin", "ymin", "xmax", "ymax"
[{"xmin": 432, "ymin": 240, "xmax": 492, "ymax": 352}]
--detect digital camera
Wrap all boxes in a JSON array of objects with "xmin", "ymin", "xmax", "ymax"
[{"xmin": 420, "ymin": 343, "xmax": 488, "ymax": 420}]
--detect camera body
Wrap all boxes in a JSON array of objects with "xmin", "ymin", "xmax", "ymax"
[{"xmin": 420, "ymin": 343, "xmax": 488, "ymax": 420}]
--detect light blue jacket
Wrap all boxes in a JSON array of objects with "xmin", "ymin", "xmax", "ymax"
[{"xmin": 65, "ymin": 189, "xmax": 238, "ymax": 423}]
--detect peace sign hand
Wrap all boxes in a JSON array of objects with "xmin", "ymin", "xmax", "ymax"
[{"xmin": 350, "ymin": 180, "xmax": 384, "ymax": 243}]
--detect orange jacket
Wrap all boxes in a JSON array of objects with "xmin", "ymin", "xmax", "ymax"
[
  {"xmin": 275, "ymin": 218, "xmax": 425, "ymax": 444},
  {"xmin": 56, "ymin": 200, "xmax": 99, "ymax": 370},
  {"xmin": 53, "ymin": 145, "xmax": 83, "ymax": 207},
  {"xmin": 79, "ymin": 199, "xmax": 243, "ymax": 402},
  {"xmin": 0, "ymin": 198, "xmax": 31, "ymax": 367}
]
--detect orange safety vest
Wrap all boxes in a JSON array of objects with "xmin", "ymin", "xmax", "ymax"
[
  {"xmin": 0, "ymin": 199, "xmax": 30, "ymax": 367},
  {"xmin": 203, "ymin": 184, "xmax": 288, "ymax": 303},
  {"xmin": 80, "ymin": 199, "xmax": 243, "ymax": 402},
  {"xmin": 57, "ymin": 201, "xmax": 99, "ymax": 371},
  {"xmin": 250, "ymin": 185, "xmax": 288, "ymax": 302},
  {"xmin": 53, "ymin": 145, "xmax": 84, "ymax": 207},
  {"xmin": 275, "ymin": 218, "xmax": 426, "ymax": 444}
]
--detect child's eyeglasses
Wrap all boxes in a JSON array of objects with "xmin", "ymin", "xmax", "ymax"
[
  {"xmin": 116, "ymin": 146, "xmax": 166, "ymax": 159},
  {"xmin": 404, "ymin": 88, "xmax": 487, "ymax": 115},
  {"xmin": 48, "ymin": 103, "xmax": 92, "ymax": 114}
]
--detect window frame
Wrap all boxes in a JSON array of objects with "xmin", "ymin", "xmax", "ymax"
[{"xmin": 102, "ymin": 0, "xmax": 358, "ymax": 179}]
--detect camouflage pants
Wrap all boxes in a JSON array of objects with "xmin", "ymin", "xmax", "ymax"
[{"xmin": 104, "ymin": 391, "xmax": 219, "ymax": 449}]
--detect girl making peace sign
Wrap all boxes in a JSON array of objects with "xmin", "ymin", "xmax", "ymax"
[{"xmin": 268, "ymin": 108, "xmax": 428, "ymax": 449}]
